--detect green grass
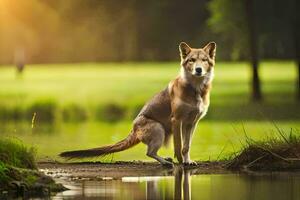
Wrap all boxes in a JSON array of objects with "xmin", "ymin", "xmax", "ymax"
[
  {"xmin": 0, "ymin": 61, "xmax": 299, "ymax": 160},
  {"xmin": 0, "ymin": 61, "xmax": 298, "ymax": 122},
  {"xmin": 0, "ymin": 137, "xmax": 36, "ymax": 183},
  {"xmin": 0, "ymin": 61, "xmax": 297, "ymax": 103},
  {"xmin": 227, "ymin": 127, "xmax": 300, "ymax": 171},
  {"xmin": 0, "ymin": 161, "xmax": 9, "ymax": 182},
  {"xmin": 0, "ymin": 137, "xmax": 65, "ymax": 195},
  {"xmin": 0, "ymin": 137, "xmax": 36, "ymax": 169}
]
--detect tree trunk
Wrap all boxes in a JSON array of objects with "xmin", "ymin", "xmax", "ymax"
[
  {"xmin": 245, "ymin": 0, "xmax": 262, "ymax": 101},
  {"xmin": 293, "ymin": 0, "xmax": 300, "ymax": 100},
  {"xmin": 134, "ymin": 1, "xmax": 145, "ymax": 61},
  {"xmin": 296, "ymin": 59, "xmax": 300, "ymax": 101}
]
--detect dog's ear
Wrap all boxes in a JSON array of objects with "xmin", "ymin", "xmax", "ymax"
[
  {"xmin": 203, "ymin": 42, "xmax": 216, "ymax": 59},
  {"xmin": 179, "ymin": 42, "xmax": 191, "ymax": 59}
]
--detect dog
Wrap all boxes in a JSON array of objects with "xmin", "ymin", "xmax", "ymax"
[{"xmin": 60, "ymin": 41, "xmax": 216, "ymax": 166}]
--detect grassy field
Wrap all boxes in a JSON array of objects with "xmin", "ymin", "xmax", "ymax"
[
  {"xmin": 0, "ymin": 61, "xmax": 299, "ymax": 161},
  {"xmin": 0, "ymin": 61, "xmax": 299, "ymax": 121},
  {"xmin": 0, "ymin": 61, "xmax": 297, "ymax": 104}
]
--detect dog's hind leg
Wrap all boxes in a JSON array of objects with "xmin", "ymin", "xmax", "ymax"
[
  {"xmin": 146, "ymin": 140, "xmax": 173, "ymax": 167},
  {"xmin": 136, "ymin": 117, "xmax": 173, "ymax": 167}
]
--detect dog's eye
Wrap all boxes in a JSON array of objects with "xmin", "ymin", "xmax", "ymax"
[
  {"xmin": 188, "ymin": 58, "xmax": 195, "ymax": 63},
  {"xmin": 202, "ymin": 58, "xmax": 208, "ymax": 62}
]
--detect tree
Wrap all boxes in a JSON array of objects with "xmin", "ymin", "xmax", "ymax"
[
  {"xmin": 208, "ymin": 0, "xmax": 300, "ymax": 101},
  {"xmin": 208, "ymin": 0, "xmax": 262, "ymax": 101},
  {"xmin": 292, "ymin": 0, "xmax": 300, "ymax": 99},
  {"xmin": 245, "ymin": 0, "xmax": 261, "ymax": 100}
]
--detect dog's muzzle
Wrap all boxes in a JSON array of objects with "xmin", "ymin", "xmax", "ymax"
[{"xmin": 195, "ymin": 67, "xmax": 202, "ymax": 76}]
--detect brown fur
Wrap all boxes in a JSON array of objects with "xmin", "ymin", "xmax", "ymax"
[
  {"xmin": 60, "ymin": 41, "xmax": 216, "ymax": 166},
  {"xmin": 59, "ymin": 131, "xmax": 139, "ymax": 158}
]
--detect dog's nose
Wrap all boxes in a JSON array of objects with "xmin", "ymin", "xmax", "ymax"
[{"xmin": 195, "ymin": 67, "xmax": 202, "ymax": 74}]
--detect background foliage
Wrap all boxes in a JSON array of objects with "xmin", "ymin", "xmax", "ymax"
[{"xmin": 0, "ymin": 0, "xmax": 298, "ymax": 64}]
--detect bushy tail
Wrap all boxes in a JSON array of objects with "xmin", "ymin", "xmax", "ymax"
[{"xmin": 59, "ymin": 131, "xmax": 140, "ymax": 159}]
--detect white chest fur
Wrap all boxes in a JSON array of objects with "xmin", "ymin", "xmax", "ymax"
[
  {"xmin": 198, "ymin": 98, "xmax": 208, "ymax": 119},
  {"xmin": 173, "ymin": 95, "xmax": 209, "ymax": 122},
  {"xmin": 172, "ymin": 69, "xmax": 213, "ymax": 122}
]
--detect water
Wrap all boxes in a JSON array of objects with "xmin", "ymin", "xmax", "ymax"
[{"xmin": 52, "ymin": 170, "xmax": 300, "ymax": 200}]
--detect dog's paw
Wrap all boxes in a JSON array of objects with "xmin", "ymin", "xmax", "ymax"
[
  {"xmin": 162, "ymin": 161, "xmax": 174, "ymax": 168},
  {"xmin": 164, "ymin": 157, "xmax": 173, "ymax": 163},
  {"xmin": 183, "ymin": 160, "xmax": 198, "ymax": 166}
]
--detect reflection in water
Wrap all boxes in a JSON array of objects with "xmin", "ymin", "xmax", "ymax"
[
  {"xmin": 174, "ymin": 167, "xmax": 191, "ymax": 200},
  {"xmin": 147, "ymin": 180, "xmax": 159, "ymax": 199},
  {"xmin": 53, "ymin": 167, "xmax": 190, "ymax": 200},
  {"xmin": 53, "ymin": 169, "xmax": 300, "ymax": 200}
]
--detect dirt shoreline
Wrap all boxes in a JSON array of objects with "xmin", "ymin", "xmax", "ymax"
[{"xmin": 38, "ymin": 161, "xmax": 228, "ymax": 180}]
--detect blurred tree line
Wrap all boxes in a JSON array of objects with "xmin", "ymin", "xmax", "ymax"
[
  {"xmin": 0, "ymin": 0, "xmax": 298, "ymax": 64},
  {"xmin": 208, "ymin": 0, "xmax": 299, "ymax": 100},
  {"xmin": 0, "ymin": 0, "xmax": 210, "ymax": 63}
]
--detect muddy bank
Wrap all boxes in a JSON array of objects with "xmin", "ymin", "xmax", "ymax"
[{"xmin": 38, "ymin": 161, "xmax": 227, "ymax": 180}]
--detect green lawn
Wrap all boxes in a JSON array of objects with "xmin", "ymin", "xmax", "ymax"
[
  {"xmin": 0, "ymin": 61, "xmax": 297, "ymax": 104},
  {"xmin": 0, "ymin": 61, "xmax": 299, "ymax": 161}
]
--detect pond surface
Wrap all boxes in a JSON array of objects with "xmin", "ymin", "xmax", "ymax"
[{"xmin": 52, "ymin": 170, "xmax": 300, "ymax": 200}]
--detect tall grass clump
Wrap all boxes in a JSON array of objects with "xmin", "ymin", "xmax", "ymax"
[
  {"xmin": 0, "ymin": 137, "xmax": 66, "ymax": 194},
  {"xmin": 0, "ymin": 161, "xmax": 9, "ymax": 182},
  {"xmin": 0, "ymin": 137, "xmax": 37, "ymax": 185},
  {"xmin": 0, "ymin": 137, "xmax": 36, "ymax": 170},
  {"xmin": 227, "ymin": 127, "xmax": 300, "ymax": 171}
]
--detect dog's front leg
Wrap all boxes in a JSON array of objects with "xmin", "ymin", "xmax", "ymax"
[
  {"xmin": 182, "ymin": 123, "xmax": 197, "ymax": 165},
  {"xmin": 172, "ymin": 118, "xmax": 183, "ymax": 163}
]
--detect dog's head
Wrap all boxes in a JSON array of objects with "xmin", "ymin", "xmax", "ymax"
[{"xmin": 179, "ymin": 42, "xmax": 216, "ymax": 78}]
